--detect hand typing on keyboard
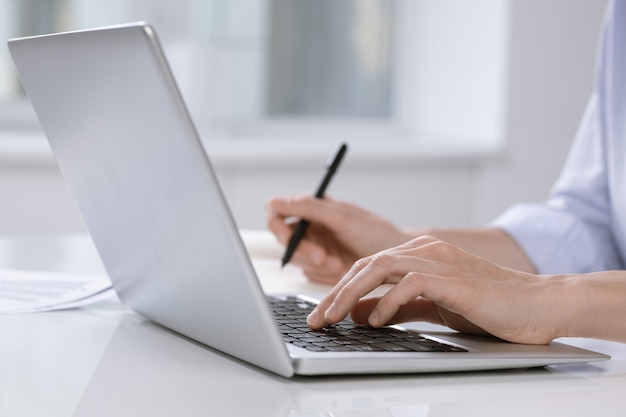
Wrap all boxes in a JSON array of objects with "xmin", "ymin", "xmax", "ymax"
[{"xmin": 306, "ymin": 236, "xmax": 567, "ymax": 345}]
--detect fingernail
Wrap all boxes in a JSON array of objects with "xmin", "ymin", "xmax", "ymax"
[
  {"xmin": 370, "ymin": 310, "xmax": 380, "ymax": 326},
  {"xmin": 307, "ymin": 307, "xmax": 320, "ymax": 325}
]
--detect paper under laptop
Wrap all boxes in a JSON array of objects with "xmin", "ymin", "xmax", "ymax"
[{"xmin": 7, "ymin": 23, "xmax": 609, "ymax": 377}]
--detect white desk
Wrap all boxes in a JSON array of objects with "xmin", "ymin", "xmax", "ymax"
[{"xmin": 1, "ymin": 235, "xmax": 626, "ymax": 417}]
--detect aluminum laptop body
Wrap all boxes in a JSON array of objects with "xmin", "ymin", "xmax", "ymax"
[{"xmin": 8, "ymin": 23, "xmax": 609, "ymax": 377}]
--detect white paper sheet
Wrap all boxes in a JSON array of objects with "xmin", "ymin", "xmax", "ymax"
[{"xmin": 0, "ymin": 268, "xmax": 114, "ymax": 314}]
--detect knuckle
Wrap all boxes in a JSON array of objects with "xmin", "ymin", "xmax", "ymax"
[
  {"xmin": 403, "ymin": 271, "xmax": 425, "ymax": 291},
  {"xmin": 418, "ymin": 234, "xmax": 438, "ymax": 242},
  {"xmin": 369, "ymin": 253, "xmax": 396, "ymax": 270},
  {"xmin": 408, "ymin": 235, "xmax": 438, "ymax": 245},
  {"xmin": 352, "ymin": 252, "xmax": 395, "ymax": 272},
  {"xmin": 404, "ymin": 270, "xmax": 423, "ymax": 283},
  {"xmin": 352, "ymin": 256, "xmax": 372, "ymax": 270},
  {"xmin": 425, "ymin": 240, "xmax": 455, "ymax": 257}
]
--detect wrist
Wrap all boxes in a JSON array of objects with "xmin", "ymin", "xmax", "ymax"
[
  {"xmin": 553, "ymin": 271, "xmax": 626, "ymax": 341},
  {"xmin": 539, "ymin": 274, "xmax": 576, "ymax": 341}
]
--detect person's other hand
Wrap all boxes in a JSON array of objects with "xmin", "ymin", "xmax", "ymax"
[
  {"xmin": 266, "ymin": 194, "xmax": 412, "ymax": 285},
  {"xmin": 307, "ymin": 236, "xmax": 561, "ymax": 344}
]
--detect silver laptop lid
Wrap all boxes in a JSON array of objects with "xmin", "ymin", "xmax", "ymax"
[{"xmin": 8, "ymin": 23, "xmax": 294, "ymax": 377}]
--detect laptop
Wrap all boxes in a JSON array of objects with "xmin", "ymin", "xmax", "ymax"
[{"xmin": 7, "ymin": 23, "xmax": 609, "ymax": 377}]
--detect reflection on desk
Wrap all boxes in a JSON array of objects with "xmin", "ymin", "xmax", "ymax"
[
  {"xmin": 0, "ymin": 234, "xmax": 625, "ymax": 417},
  {"xmin": 74, "ymin": 314, "xmax": 626, "ymax": 417}
]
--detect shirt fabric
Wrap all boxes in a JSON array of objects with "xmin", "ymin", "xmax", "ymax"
[{"xmin": 491, "ymin": 0, "xmax": 626, "ymax": 274}]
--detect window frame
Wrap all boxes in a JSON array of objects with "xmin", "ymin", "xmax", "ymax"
[{"xmin": 0, "ymin": 0, "xmax": 510, "ymax": 162}]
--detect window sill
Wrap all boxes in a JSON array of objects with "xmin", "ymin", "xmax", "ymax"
[{"xmin": 0, "ymin": 130, "xmax": 503, "ymax": 170}]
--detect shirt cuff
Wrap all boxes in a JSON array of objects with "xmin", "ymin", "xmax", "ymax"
[{"xmin": 490, "ymin": 203, "xmax": 601, "ymax": 274}]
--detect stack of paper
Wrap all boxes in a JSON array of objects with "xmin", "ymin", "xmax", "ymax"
[{"xmin": 0, "ymin": 268, "xmax": 114, "ymax": 314}]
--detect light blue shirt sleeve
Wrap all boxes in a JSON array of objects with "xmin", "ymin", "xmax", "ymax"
[
  {"xmin": 492, "ymin": 97, "xmax": 622, "ymax": 274},
  {"xmin": 491, "ymin": 1, "xmax": 626, "ymax": 274}
]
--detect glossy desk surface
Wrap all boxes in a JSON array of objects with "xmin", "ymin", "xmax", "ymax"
[{"xmin": 1, "ymin": 235, "xmax": 626, "ymax": 417}]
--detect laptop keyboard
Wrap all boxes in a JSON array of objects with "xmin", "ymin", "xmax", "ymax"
[{"xmin": 268, "ymin": 296, "xmax": 467, "ymax": 353}]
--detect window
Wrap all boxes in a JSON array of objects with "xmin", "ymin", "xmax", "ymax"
[
  {"xmin": 1, "ymin": 1, "xmax": 395, "ymax": 131},
  {"xmin": 0, "ymin": 0, "xmax": 508, "ymax": 150},
  {"xmin": 266, "ymin": 1, "xmax": 392, "ymax": 119}
]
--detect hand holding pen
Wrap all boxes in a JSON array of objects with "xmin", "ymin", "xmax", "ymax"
[{"xmin": 281, "ymin": 143, "xmax": 348, "ymax": 267}]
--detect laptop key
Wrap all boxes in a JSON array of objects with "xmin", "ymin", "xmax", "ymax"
[
  {"xmin": 306, "ymin": 346, "xmax": 329, "ymax": 352},
  {"xmin": 393, "ymin": 341, "xmax": 442, "ymax": 352},
  {"xmin": 370, "ymin": 343, "xmax": 412, "ymax": 352},
  {"xmin": 269, "ymin": 296, "xmax": 467, "ymax": 353},
  {"xmin": 326, "ymin": 346, "xmax": 358, "ymax": 352},
  {"xmin": 351, "ymin": 345, "xmax": 385, "ymax": 352}
]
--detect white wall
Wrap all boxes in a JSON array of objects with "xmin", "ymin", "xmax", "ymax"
[
  {"xmin": 472, "ymin": 0, "xmax": 608, "ymax": 224},
  {"xmin": 0, "ymin": 0, "xmax": 608, "ymax": 235}
]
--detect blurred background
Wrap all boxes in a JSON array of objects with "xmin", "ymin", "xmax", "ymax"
[{"xmin": 0, "ymin": 0, "xmax": 608, "ymax": 235}]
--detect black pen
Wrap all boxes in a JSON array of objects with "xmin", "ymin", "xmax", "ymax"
[{"xmin": 281, "ymin": 142, "xmax": 348, "ymax": 268}]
